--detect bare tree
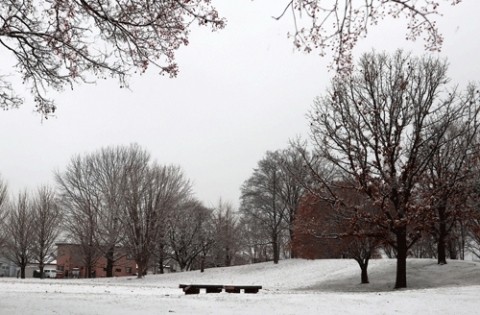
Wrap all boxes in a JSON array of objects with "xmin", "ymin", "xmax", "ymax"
[
  {"xmin": 122, "ymin": 157, "xmax": 192, "ymax": 278},
  {"xmin": 274, "ymin": 0, "xmax": 461, "ymax": 73},
  {"xmin": 308, "ymin": 50, "xmax": 463, "ymax": 288},
  {"xmin": 465, "ymin": 153, "xmax": 480, "ymax": 260},
  {"xmin": 211, "ymin": 200, "xmax": 241, "ymax": 267},
  {"xmin": 87, "ymin": 146, "xmax": 133, "ymax": 277},
  {"xmin": 153, "ymin": 223, "xmax": 169, "ymax": 275},
  {"xmin": 4, "ymin": 191, "xmax": 35, "ymax": 279},
  {"xmin": 150, "ymin": 165, "xmax": 194, "ymax": 274},
  {"xmin": 31, "ymin": 186, "xmax": 62, "ymax": 278},
  {"xmin": 419, "ymin": 93, "xmax": 480, "ymax": 264},
  {"xmin": 56, "ymin": 155, "xmax": 102, "ymax": 278},
  {"xmin": 167, "ymin": 198, "xmax": 212, "ymax": 271},
  {"xmin": 240, "ymin": 152, "xmax": 288, "ymax": 264},
  {"xmin": 0, "ymin": 0, "xmax": 225, "ymax": 116},
  {"xmin": 0, "ymin": 176, "xmax": 9, "ymax": 249},
  {"xmin": 58, "ymin": 145, "xmax": 139, "ymax": 277},
  {"xmin": 277, "ymin": 146, "xmax": 310, "ymax": 258},
  {"xmin": 237, "ymin": 212, "xmax": 272, "ymax": 263}
]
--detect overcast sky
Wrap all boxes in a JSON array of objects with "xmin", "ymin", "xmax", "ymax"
[{"xmin": 1, "ymin": 1, "xmax": 479, "ymax": 208}]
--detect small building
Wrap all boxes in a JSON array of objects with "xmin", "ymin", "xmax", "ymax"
[
  {"xmin": 56, "ymin": 243, "xmax": 137, "ymax": 278},
  {"xmin": 0, "ymin": 257, "xmax": 18, "ymax": 277},
  {"xmin": 26, "ymin": 260, "xmax": 58, "ymax": 278}
]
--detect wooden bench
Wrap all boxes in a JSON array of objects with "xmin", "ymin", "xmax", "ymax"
[{"xmin": 179, "ymin": 284, "xmax": 262, "ymax": 295}]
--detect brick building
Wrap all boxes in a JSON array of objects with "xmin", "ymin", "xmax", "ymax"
[{"xmin": 56, "ymin": 243, "xmax": 137, "ymax": 278}]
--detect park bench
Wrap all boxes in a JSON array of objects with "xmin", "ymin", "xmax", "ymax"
[{"xmin": 179, "ymin": 284, "xmax": 262, "ymax": 295}]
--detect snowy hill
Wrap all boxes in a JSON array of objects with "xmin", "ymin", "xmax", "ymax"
[
  {"xmin": 110, "ymin": 258, "xmax": 480, "ymax": 291},
  {"xmin": 0, "ymin": 259, "xmax": 479, "ymax": 314}
]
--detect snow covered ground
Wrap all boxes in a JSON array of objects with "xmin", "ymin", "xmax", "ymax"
[{"xmin": 0, "ymin": 259, "xmax": 479, "ymax": 314}]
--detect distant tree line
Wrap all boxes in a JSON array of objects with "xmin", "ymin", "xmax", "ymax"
[{"xmin": 0, "ymin": 144, "xmax": 254, "ymax": 279}]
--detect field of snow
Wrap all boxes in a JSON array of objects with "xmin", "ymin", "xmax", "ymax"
[{"xmin": 0, "ymin": 259, "xmax": 479, "ymax": 314}]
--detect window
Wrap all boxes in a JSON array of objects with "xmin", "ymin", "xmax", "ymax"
[
  {"xmin": 126, "ymin": 267, "xmax": 132, "ymax": 274},
  {"xmin": 115, "ymin": 268, "xmax": 122, "ymax": 273}
]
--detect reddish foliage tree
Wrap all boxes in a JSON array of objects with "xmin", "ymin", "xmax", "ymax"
[
  {"xmin": 292, "ymin": 194, "xmax": 347, "ymax": 260},
  {"xmin": 293, "ymin": 185, "xmax": 382, "ymax": 284}
]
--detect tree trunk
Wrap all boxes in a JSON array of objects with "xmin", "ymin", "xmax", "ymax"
[
  {"xmin": 289, "ymin": 226, "xmax": 296, "ymax": 259},
  {"xmin": 39, "ymin": 264, "xmax": 45, "ymax": 279},
  {"xmin": 136, "ymin": 260, "xmax": 144, "ymax": 279},
  {"xmin": 437, "ymin": 232, "xmax": 447, "ymax": 264},
  {"xmin": 272, "ymin": 234, "xmax": 279, "ymax": 264},
  {"xmin": 355, "ymin": 255, "xmax": 370, "ymax": 284},
  {"xmin": 395, "ymin": 227, "xmax": 407, "ymax": 289},
  {"xmin": 225, "ymin": 246, "xmax": 231, "ymax": 266},
  {"xmin": 179, "ymin": 259, "xmax": 187, "ymax": 272},
  {"xmin": 106, "ymin": 246, "xmax": 115, "ymax": 277},
  {"xmin": 448, "ymin": 239, "xmax": 457, "ymax": 260},
  {"xmin": 459, "ymin": 221, "xmax": 466, "ymax": 260},
  {"xmin": 158, "ymin": 257, "xmax": 164, "ymax": 274},
  {"xmin": 200, "ymin": 254, "xmax": 206, "ymax": 273},
  {"xmin": 437, "ymin": 206, "xmax": 447, "ymax": 265},
  {"xmin": 157, "ymin": 243, "xmax": 165, "ymax": 274},
  {"xmin": 360, "ymin": 263, "xmax": 369, "ymax": 284},
  {"xmin": 20, "ymin": 266, "xmax": 26, "ymax": 279}
]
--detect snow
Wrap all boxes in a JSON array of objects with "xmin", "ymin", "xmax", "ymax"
[{"xmin": 0, "ymin": 259, "xmax": 479, "ymax": 314}]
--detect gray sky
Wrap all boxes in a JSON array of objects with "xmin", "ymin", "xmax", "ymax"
[{"xmin": 1, "ymin": 1, "xmax": 479, "ymax": 208}]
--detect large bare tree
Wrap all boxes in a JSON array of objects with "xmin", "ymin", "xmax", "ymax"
[
  {"xmin": 210, "ymin": 200, "xmax": 241, "ymax": 267},
  {"xmin": 275, "ymin": 0, "xmax": 462, "ymax": 73},
  {"xmin": 31, "ymin": 186, "xmax": 63, "ymax": 278},
  {"xmin": 0, "ymin": 0, "xmax": 225, "ymax": 116},
  {"xmin": 56, "ymin": 155, "xmax": 102, "ymax": 278},
  {"xmin": 419, "ymin": 94, "xmax": 480, "ymax": 264},
  {"xmin": 276, "ymin": 146, "xmax": 309, "ymax": 258},
  {"xmin": 121, "ymin": 156, "xmax": 192, "ymax": 277},
  {"xmin": 4, "ymin": 191, "xmax": 35, "ymax": 279},
  {"xmin": 87, "ymin": 146, "xmax": 132, "ymax": 277},
  {"xmin": 167, "ymin": 198, "xmax": 212, "ymax": 271},
  {"xmin": 240, "ymin": 152, "xmax": 288, "ymax": 264},
  {"xmin": 308, "ymin": 50, "xmax": 464, "ymax": 288}
]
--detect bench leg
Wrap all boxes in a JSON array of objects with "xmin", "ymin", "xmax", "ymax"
[
  {"xmin": 184, "ymin": 287, "xmax": 200, "ymax": 295},
  {"xmin": 206, "ymin": 287, "xmax": 222, "ymax": 293},
  {"xmin": 244, "ymin": 288, "xmax": 259, "ymax": 294}
]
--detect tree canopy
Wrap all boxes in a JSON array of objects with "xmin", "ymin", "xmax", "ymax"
[
  {"xmin": 0, "ymin": 0, "xmax": 225, "ymax": 116},
  {"xmin": 276, "ymin": 0, "xmax": 461, "ymax": 73}
]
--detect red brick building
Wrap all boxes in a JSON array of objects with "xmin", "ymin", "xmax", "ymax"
[{"xmin": 56, "ymin": 243, "xmax": 137, "ymax": 278}]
